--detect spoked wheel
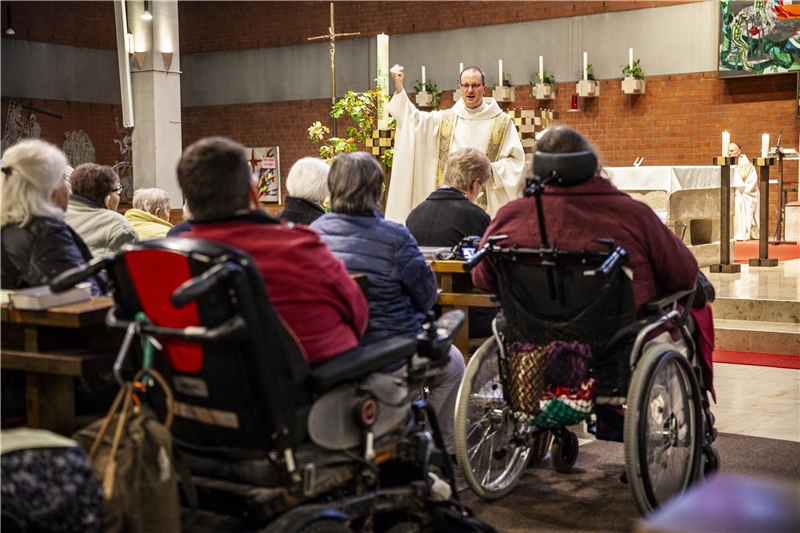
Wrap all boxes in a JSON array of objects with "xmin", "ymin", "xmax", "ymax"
[
  {"xmin": 624, "ymin": 350, "xmax": 703, "ymax": 514},
  {"xmin": 550, "ymin": 430, "xmax": 579, "ymax": 473},
  {"xmin": 454, "ymin": 337, "xmax": 531, "ymax": 500}
]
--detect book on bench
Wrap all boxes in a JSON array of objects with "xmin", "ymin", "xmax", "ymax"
[{"xmin": 8, "ymin": 283, "xmax": 92, "ymax": 310}]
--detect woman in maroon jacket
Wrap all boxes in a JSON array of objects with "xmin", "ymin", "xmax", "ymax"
[{"xmin": 472, "ymin": 127, "xmax": 715, "ymax": 434}]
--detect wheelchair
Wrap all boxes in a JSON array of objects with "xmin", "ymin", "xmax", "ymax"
[
  {"xmin": 52, "ymin": 238, "xmax": 492, "ymax": 533},
  {"xmin": 452, "ymin": 151, "xmax": 719, "ymax": 514}
]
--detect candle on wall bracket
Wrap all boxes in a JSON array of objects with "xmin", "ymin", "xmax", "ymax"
[{"xmin": 576, "ymin": 51, "xmax": 599, "ymax": 97}]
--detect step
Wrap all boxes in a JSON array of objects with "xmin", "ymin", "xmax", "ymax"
[
  {"xmin": 714, "ymin": 319, "xmax": 800, "ymax": 356},
  {"xmin": 711, "ymin": 298, "xmax": 800, "ymax": 324}
]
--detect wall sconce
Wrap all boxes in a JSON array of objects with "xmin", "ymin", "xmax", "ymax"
[
  {"xmin": 133, "ymin": 51, "xmax": 146, "ymax": 70},
  {"xmin": 5, "ymin": 5, "xmax": 15, "ymax": 35},
  {"xmin": 141, "ymin": 0, "xmax": 153, "ymax": 21},
  {"xmin": 161, "ymin": 52, "xmax": 173, "ymax": 71}
]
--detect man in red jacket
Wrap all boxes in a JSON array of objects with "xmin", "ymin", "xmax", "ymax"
[{"xmin": 176, "ymin": 137, "xmax": 369, "ymax": 363}]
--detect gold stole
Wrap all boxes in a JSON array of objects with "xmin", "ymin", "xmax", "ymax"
[
  {"xmin": 739, "ymin": 162, "xmax": 754, "ymax": 183},
  {"xmin": 434, "ymin": 110, "xmax": 510, "ymax": 189}
]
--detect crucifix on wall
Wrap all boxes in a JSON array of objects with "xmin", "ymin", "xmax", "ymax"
[{"xmin": 308, "ymin": 2, "xmax": 359, "ymax": 138}]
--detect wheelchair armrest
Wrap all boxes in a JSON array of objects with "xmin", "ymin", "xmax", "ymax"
[
  {"xmin": 309, "ymin": 336, "xmax": 418, "ymax": 391},
  {"xmin": 50, "ymin": 256, "xmax": 111, "ymax": 293},
  {"xmin": 643, "ymin": 287, "xmax": 695, "ymax": 313}
]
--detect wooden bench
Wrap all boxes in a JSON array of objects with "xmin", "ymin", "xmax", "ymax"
[
  {"xmin": 429, "ymin": 260, "xmax": 499, "ymax": 358},
  {"xmin": 1, "ymin": 298, "xmax": 119, "ymax": 435}
]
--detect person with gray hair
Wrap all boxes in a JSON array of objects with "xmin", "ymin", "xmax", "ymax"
[
  {"xmin": 276, "ymin": 157, "xmax": 330, "ymax": 225},
  {"xmin": 406, "ymin": 148, "xmax": 494, "ymax": 338},
  {"xmin": 125, "ymin": 187, "xmax": 174, "ymax": 240},
  {"xmin": 311, "ymin": 152, "xmax": 466, "ymax": 456},
  {"xmin": 406, "ymin": 147, "xmax": 492, "ymax": 247},
  {"xmin": 65, "ymin": 163, "xmax": 138, "ymax": 257},
  {"xmin": 1, "ymin": 140, "xmax": 105, "ymax": 295}
]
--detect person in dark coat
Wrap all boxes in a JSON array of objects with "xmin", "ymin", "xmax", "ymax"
[
  {"xmin": 275, "ymin": 157, "xmax": 329, "ymax": 226},
  {"xmin": 406, "ymin": 147, "xmax": 495, "ymax": 338},
  {"xmin": 311, "ymin": 152, "xmax": 465, "ymax": 454},
  {"xmin": 406, "ymin": 147, "xmax": 491, "ymax": 247},
  {"xmin": 1, "ymin": 140, "xmax": 105, "ymax": 295}
]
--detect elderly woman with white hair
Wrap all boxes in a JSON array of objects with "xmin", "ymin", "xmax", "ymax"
[
  {"xmin": 1, "ymin": 140, "xmax": 105, "ymax": 295},
  {"xmin": 125, "ymin": 187, "xmax": 174, "ymax": 240},
  {"xmin": 276, "ymin": 156, "xmax": 330, "ymax": 225}
]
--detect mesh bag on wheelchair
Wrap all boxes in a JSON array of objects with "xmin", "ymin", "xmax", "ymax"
[{"xmin": 495, "ymin": 258, "xmax": 636, "ymax": 427}]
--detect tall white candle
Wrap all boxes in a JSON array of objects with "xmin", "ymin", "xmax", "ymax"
[
  {"xmin": 539, "ymin": 55, "xmax": 544, "ymax": 80},
  {"xmin": 583, "ymin": 52, "xmax": 588, "ymax": 81},
  {"xmin": 459, "ymin": 62, "xmax": 464, "ymax": 76},
  {"xmin": 762, "ymin": 133, "xmax": 770, "ymax": 158},
  {"xmin": 377, "ymin": 34, "xmax": 389, "ymax": 129},
  {"xmin": 499, "ymin": 59, "xmax": 503, "ymax": 86},
  {"xmin": 722, "ymin": 131, "xmax": 730, "ymax": 158},
  {"xmin": 629, "ymin": 48, "xmax": 633, "ymax": 71},
  {"xmin": 421, "ymin": 66, "xmax": 426, "ymax": 85}
]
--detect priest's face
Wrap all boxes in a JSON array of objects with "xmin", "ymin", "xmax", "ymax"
[
  {"xmin": 460, "ymin": 69, "xmax": 486, "ymax": 110},
  {"xmin": 729, "ymin": 143, "xmax": 741, "ymax": 159}
]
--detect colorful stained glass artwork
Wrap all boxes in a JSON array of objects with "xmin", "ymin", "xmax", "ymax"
[{"xmin": 247, "ymin": 147, "xmax": 281, "ymax": 204}]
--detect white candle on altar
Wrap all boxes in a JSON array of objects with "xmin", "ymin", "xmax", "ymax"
[
  {"xmin": 762, "ymin": 133, "xmax": 770, "ymax": 158},
  {"xmin": 722, "ymin": 131, "xmax": 730, "ymax": 158},
  {"xmin": 629, "ymin": 48, "xmax": 633, "ymax": 71},
  {"xmin": 583, "ymin": 52, "xmax": 588, "ymax": 81},
  {"xmin": 539, "ymin": 55, "xmax": 544, "ymax": 80},
  {"xmin": 499, "ymin": 59, "xmax": 503, "ymax": 86},
  {"xmin": 421, "ymin": 65, "xmax": 426, "ymax": 85},
  {"xmin": 377, "ymin": 33, "xmax": 389, "ymax": 129}
]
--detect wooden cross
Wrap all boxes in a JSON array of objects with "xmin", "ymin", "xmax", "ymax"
[{"xmin": 308, "ymin": 2, "xmax": 359, "ymax": 137}]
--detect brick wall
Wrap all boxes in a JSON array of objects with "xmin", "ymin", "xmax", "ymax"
[
  {"xmin": 182, "ymin": 72, "xmax": 799, "ymax": 233},
  {"xmin": 1, "ymin": 1, "xmax": 116, "ymax": 50},
  {"xmin": 1, "ymin": 99, "xmax": 127, "ymax": 168},
  {"xmin": 178, "ymin": 0, "xmax": 699, "ymax": 55}
]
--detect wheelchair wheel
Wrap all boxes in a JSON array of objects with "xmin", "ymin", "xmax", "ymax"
[
  {"xmin": 624, "ymin": 350, "xmax": 703, "ymax": 514},
  {"xmin": 454, "ymin": 337, "xmax": 531, "ymax": 500},
  {"xmin": 550, "ymin": 430, "xmax": 579, "ymax": 473},
  {"xmin": 702, "ymin": 443, "xmax": 720, "ymax": 477},
  {"xmin": 297, "ymin": 519, "xmax": 352, "ymax": 533}
]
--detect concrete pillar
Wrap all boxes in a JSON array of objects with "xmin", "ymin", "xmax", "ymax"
[{"xmin": 127, "ymin": 0, "xmax": 182, "ymax": 204}]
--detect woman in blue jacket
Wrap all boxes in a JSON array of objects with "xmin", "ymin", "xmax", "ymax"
[{"xmin": 312, "ymin": 152, "xmax": 465, "ymax": 455}]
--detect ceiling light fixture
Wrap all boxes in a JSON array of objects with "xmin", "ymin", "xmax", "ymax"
[
  {"xmin": 141, "ymin": 0, "xmax": 152, "ymax": 21},
  {"xmin": 5, "ymin": 5, "xmax": 15, "ymax": 35}
]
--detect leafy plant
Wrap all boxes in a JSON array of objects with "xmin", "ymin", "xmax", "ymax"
[
  {"xmin": 412, "ymin": 80, "xmax": 443, "ymax": 108},
  {"xmin": 308, "ymin": 87, "xmax": 395, "ymax": 167},
  {"xmin": 532, "ymin": 71, "xmax": 556, "ymax": 89},
  {"xmin": 502, "ymin": 71, "xmax": 511, "ymax": 86},
  {"xmin": 585, "ymin": 63, "xmax": 593, "ymax": 73},
  {"xmin": 621, "ymin": 59, "xmax": 645, "ymax": 80}
]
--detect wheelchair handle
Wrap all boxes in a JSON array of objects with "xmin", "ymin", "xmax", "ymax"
[
  {"xmin": 50, "ymin": 256, "xmax": 110, "ymax": 293},
  {"xmin": 171, "ymin": 262, "xmax": 237, "ymax": 308},
  {"xmin": 595, "ymin": 246, "xmax": 628, "ymax": 276},
  {"xmin": 415, "ymin": 309, "xmax": 466, "ymax": 363},
  {"xmin": 462, "ymin": 234, "xmax": 508, "ymax": 272}
]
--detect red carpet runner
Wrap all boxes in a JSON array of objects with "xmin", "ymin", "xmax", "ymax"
[
  {"xmin": 733, "ymin": 240, "xmax": 800, "ymax": 263},
  {"xmin": 713, "ymin": 349, "xmax": 800, "ymax": 369}
]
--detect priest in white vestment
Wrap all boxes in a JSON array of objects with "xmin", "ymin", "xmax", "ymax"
[
  {"xmin": 730, "ymin": 142, "xmax": 759, "ymax": 240},
  {"xmin": 384, "ymin": 64, "xmax": 525, "ymax": 223}
]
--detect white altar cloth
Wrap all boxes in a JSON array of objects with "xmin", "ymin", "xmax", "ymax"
[{"xmin": 604, "ymin": 166, "xmax": 744, "ymax": 193}]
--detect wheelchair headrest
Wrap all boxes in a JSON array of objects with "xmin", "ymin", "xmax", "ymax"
[{"xmin": 533, "ymin": 151, "xmax": 597, "ymax": 186}]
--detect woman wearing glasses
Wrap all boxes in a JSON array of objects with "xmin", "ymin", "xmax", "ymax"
[{"xmin": 64, "ymin": 163, "xmax": 138, "ymax": 257}]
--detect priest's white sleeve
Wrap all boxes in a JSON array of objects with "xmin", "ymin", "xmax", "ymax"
[{"xmin": 385, "ymin": 91, "xmax": 442, "ymax": 224}]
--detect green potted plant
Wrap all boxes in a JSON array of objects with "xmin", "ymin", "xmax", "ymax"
[
  {"xmin": 530, "ymin": 71, "xmax": 556, "ymax": 99},
  {"xmin": 576, "ymin": 63, "xmax": 599, "ymax": 98},
  {"xmin": 413, "ymin": 79, "xmax": 442, "ymax": 108},
  {"xmin": 492, "ymin": 72, "xmax": 515, "ymax": 102},
  {"xmin": 621, "ymin": 59, "xmax": 646, "ymax": 94},
  {"xmin": 308, "ymin": 87, "xmax": 394, "ymax": 168}
]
